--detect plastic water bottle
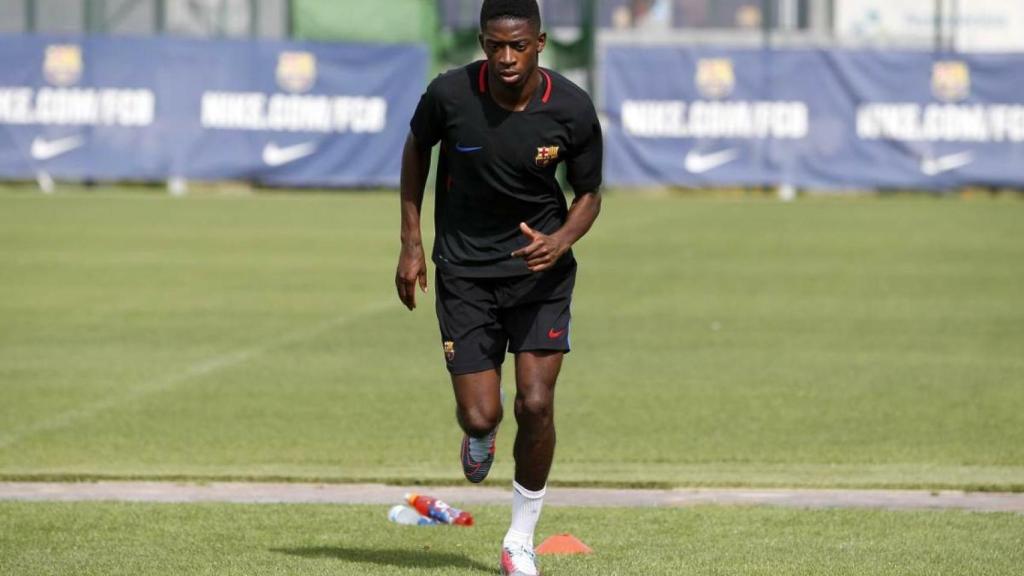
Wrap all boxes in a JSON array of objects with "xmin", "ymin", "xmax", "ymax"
[
  {"xmin": 406, "ymin": 493, "xmax": 474, "ymax": 526},
  {"xmin": 388, "ymin": 504, "xmax": 438, "ymax": 526}
]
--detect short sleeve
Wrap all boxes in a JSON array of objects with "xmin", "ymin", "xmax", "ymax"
[
  {"xmin": 409, "ymin": 78, "xmax": 445, "ymax": 148},
  {"xmin": 565, "ymin": 101, "xmax": 603, "ymax": 194}
]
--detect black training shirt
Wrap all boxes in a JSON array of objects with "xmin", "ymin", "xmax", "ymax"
[{"xmin": 410, "ymin": 61, "xmax": 603, "ymax": 278}]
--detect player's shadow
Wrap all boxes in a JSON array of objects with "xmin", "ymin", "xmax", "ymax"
[{"xmin": 271, "ymin": 546, "xmax": 494, "ymax": 573}]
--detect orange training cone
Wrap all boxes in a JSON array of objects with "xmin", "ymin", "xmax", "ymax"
[{"xmin": 536, "ymin": 533, "xmax": 593, "ymax": 555}]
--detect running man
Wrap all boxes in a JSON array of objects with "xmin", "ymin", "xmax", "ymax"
[{"xmin": 395, "ymin": 1, "xmax": 602, "ymax": 574}]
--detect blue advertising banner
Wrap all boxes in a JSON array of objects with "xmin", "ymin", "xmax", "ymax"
[
  {"xmin": 602, "ymin": 45, "xmax": 1024, "ymax": 189},
  {"xmin": 0, "ymin": 35, "xmax": 428, "ymax": 187}
]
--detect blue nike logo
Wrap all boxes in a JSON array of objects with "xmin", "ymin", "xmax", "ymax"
[{"xmin": 455, "ymin": 143, "xmax": 483, "ymax": 153}]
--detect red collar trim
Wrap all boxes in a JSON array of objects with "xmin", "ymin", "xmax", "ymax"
[
  {"xmin": 540, "ymin": 69, "xmax": 552, "ymax": 103},
  {"xmin": 478, "ymin": 61, "xmax": 552, "ymax": 105}
]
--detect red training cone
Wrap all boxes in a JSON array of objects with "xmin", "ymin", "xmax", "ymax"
[{"xmin": 536, "ymin": 533, "xmax": 593, "ymax": 555}]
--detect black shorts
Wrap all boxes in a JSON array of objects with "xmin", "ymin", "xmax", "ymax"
[{"xmin": 435, "ymin": 263, "xmax": 576, "ymax": 375}]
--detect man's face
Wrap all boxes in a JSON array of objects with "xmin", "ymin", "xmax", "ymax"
[{"xmin": 479, "ymin": 18, "xmax": 546, "ymax": 89}]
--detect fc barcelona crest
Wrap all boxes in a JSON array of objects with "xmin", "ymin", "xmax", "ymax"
[
  {"xmin": 932, "ymin": 60, "xmax": 970, "ymax": 102},
  {"xmin": 535, "ymin": 146, "xmax": 559, "ymax": 168},
  {"xmin": 696, "ymin": 58, "xmax": 735, "ymax": 99},
  {"xmin": 43, "ymin": 44, "xmax": 82, "ymax": 87},
  {"xmin": 276, "ymin": 51, "xmax": 317, "ymax": 93},
  {"xmin": 442, "ymin": 341, "xmax": 455, "ymax": 362}
]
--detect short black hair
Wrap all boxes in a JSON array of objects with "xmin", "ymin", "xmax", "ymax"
[{"xmin": 479, "ymin": 0, "xmax": 542, "ymax": 33}]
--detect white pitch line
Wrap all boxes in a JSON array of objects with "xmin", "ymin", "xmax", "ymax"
[{"xmin": 0, "ymin": 300, "xmax": 395, "ymax": 450}]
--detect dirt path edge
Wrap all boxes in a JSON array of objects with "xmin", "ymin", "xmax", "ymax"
[{"xmin": 1, "ymin": 482, "xmax": 1022, "ymax": 513}]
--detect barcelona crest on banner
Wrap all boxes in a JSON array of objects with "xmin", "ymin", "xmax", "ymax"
[
  {"xmin": 276, "ymin": 51, "xmax": 317, "ymax": 93},
  {"xmin": 43, "ymin": 44, "xmax": 82, "ymax": 86},
  {"xmin": 931, "ymin": 61, "xmax": 970, "ymax": 102},
  {"xmin": 695, "ymin": 58, "xmax": 734, "ymax": 99}
]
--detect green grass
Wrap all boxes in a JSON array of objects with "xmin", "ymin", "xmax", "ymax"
[
  {"xmin": 1, "ymin": 188, "xmax": 1022, "ymax": 489},
  {"xmin": 1, "ymin": 501, "xmax": 1022, "ymax": 575}
]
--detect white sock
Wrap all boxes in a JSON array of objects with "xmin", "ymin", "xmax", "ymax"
[{"xmin": 503, "ymin": 481, "xmax": 546, "ymax": 549}]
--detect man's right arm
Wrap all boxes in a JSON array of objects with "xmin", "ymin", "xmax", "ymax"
[{"xmin": 395, "ymin": 132, "xmax": 432, "ymax": 310}]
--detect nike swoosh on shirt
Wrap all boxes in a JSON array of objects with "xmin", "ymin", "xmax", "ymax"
[
  {"xmin": 548, "ymin": 328, "xmax": 565, "ymax": 339},
  {"xmin": 263, "ymin": 141, "xmax": 317, "ymax": 167},
  {"xmin": 684, "ymin": 148, "xmax": 739, "ymax": 174},
  {"xmin": 31, "ymin": 135, "xmax": 84, "ymax": 160},
  {"xmin": 455, "ymin": 143, "xmax": 483, "ymax": 153},
  {"xmin": 920, "ymin": 151, "xmax": 973, "ymax": 176}
]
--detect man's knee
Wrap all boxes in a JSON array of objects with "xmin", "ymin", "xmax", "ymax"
[
  {"xmin": 458, "ymin": 404, "xmax": 502, "ymax": 438},
  {"xmin": 514, "ymin": 389, "xmax": 553, "ymax": 424}
]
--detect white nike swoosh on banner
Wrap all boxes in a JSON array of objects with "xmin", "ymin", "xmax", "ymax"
[
  {"xmin": 920, "ymin": 151, "xmax": 974, "ymax": 176},
  {"xmin": 263, "ymin": 141, "xmax": 317, "ymax": 167},
  {"xmin": 684, "ymin": 148, "xmax": 739, "ymax": 174},
  {"xmin": 31, "ymin": 135, "xmax": 84, "ymax": 160}
]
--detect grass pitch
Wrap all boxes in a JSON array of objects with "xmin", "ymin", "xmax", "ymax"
[
  {"xmin": 0, "ymin": 188, "xmax": 1022, "ymax": 489},
  {"xmin": 2, "ymin": 502, "xmax": 1022, "ymax": 575}
]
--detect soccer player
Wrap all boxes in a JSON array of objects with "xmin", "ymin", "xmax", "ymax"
[{"xmin": 395, "ymin": 0, "xmax": 601, "ymax": 574}]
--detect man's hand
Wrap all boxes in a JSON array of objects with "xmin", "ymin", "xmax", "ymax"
[
  {"xmin": 395, "ymin": 241, "xmax": 428, "ymax": 310},
  {"xmin": 510, "ymin": 222, "xmax": 570, "ymax": 273}
]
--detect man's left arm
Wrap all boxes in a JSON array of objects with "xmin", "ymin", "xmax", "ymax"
[
  {"xmin": 511, "ymin": 191, "xmax": 601, "ymax": 272},
  {"xmin": 513, "ymin": 97, "xmax": 603, "ymax": 273}
]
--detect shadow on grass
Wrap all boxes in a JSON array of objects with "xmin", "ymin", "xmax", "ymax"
[{"xmin": 271, "ymin": 546, "xmax": 494, "ymax": 573}]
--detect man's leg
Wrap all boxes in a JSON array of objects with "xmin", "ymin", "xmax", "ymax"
[
  {"xmin": 512, "ymin": 351, "xmax": 562, "ymax": 490},
  {"xmin": 496, "ymin": 265, "xmax": 573, "ymax": 574},
  {"xmin": 452, "ymin": 368, "xmax": 503, "ymax": 439},
  {"xmin": 453, "ymin": 368, "xmax": 503, "ymax": 483},
  {"xmin": 435, "ymin": 268, "xmax": 506, "ymax": 482},
  {"xmin": 501, "ymin": 350, "xmax": 562, "ymax": 575}
]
